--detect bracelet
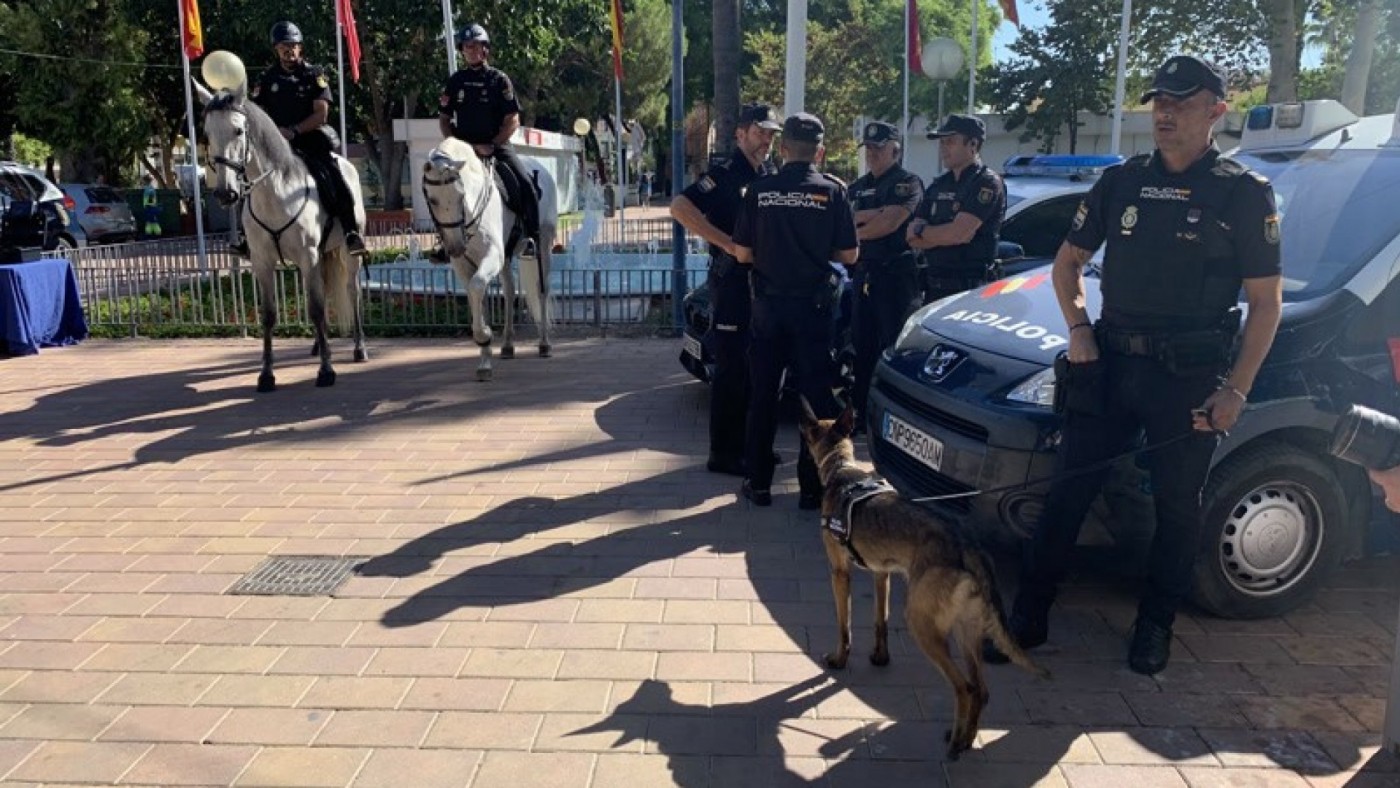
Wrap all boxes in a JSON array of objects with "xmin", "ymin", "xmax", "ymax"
[
  {"xmin": 1221, "ymin": 384, "xmax": 1247, "ymax": 403},
  {"xmin": 1068, "ymin": 322, "xmax": 1093, "ymax": 333}
]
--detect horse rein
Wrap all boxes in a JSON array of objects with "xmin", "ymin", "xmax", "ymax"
[{"xmin": 422, "ymin": 159, "xmax": 493, "ymax": 262}]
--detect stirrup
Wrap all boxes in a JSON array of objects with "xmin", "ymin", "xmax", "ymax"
[
  {"xmin": 229, "ymin": 238, "xmax": 250, "ymax": 258},
  {"xmin": 519, "ymin": 238, "xmax": 538, "ymax": 261},
  {"xmin": 345, "ymin": 230, "xmax": 366, "ymax": 255}
]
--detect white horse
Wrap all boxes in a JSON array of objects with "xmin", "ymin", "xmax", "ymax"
[
  {"xmin": 421, "ymin": 138, "xmax": 553, "ymax": 381},
  {"xmin": 195, "ymin": 81, "xmax": 368, "ymax": 393}
]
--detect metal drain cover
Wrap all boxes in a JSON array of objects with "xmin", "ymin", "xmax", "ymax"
[{"xmin": 230, "ymin": 556, "xmax": 364, "ymax": 596}]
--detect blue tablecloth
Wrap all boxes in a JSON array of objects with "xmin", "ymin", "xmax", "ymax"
[{"xmin": 0, "ymin": 258, "xmax": 88, "ymax": 356}]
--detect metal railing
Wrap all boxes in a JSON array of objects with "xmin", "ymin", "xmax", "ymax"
[{"xmin": 46, "ymin": 229, "xmax": 707, "ymax": 336}]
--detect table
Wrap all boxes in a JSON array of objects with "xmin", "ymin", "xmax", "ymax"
[{"xmin": 0, "ymin": 257, "xmax": 88, "ymax": 356}]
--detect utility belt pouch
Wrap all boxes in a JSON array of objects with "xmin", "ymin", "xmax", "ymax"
[
  {"xmin": 1158, "ymin": 331, "xmax": 1231, "ymax": 376},
  {"xmin": 1053, "ymin": 353, "xmax": 1108, "ymax": 417},
  {"xmin": 710, "ymin": 254, "xmax": 736, "ymax": 279}
]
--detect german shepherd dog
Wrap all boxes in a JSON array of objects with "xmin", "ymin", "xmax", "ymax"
[{"xmin": 798, "ymin": 402, "xmax": 1049, "ymax": 759}]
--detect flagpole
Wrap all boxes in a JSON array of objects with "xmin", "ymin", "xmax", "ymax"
[
  {"xmin": 441, "ymin": 0, "xmax": 457, "ymax": 74},
  {"xmin": 176, "ymin": 0, "xmax": 207, "ymax": 271},
  {"xmin": 1109, "ymin": 0, "xmax": 1132, "ymax": 155},
  {"xmin": 615, "ymin": 78, "xmax": 625, "ymax": 234},
  {"xmin": 967, "ymin": 0, "xmax": 977, "ymax": 112},
  {"xmin": 335, "ymin": 3, "xmax": 349, "ymax": 157},
  {"xmin": 902, "ymin": 0, "xmax": 911, "ymax": 137}
]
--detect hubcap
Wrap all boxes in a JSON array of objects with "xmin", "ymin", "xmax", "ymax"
[{"xmin": 1217, "ymin": 482, "xmax": 1323, "ymax": 597}]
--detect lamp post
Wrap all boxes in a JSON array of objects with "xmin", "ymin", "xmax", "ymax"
[{"xmin": 921, "ymin": 37, "xmax": 964, "ymax": 175}]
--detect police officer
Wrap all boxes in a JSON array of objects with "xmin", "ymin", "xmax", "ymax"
[
  {"xmin": 247, "ymin": 21, "xmax": 365, "ymax": 255},
  {"xmin": 670, "ymin": 103, "xmax": 780, "ymax": 476},
  {"xmin": 989, "ymin": 56, "xmax": 1283, "ymax": 675},
  {"xmin": 849, "ymin": 121, "xmax": 923, "ymax": 428},
  {"xmin": 437, "ymin": 23, "xmax": 541, "ymax": 261},
  {"xmin": 906, "ymin": 114, "xmax": 1005, "ymax": 303},
  {"xmin": 732, "ymin": 113, "xmax": 860, "ymax": 508}
]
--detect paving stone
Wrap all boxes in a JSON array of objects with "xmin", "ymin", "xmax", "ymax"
[
  {"xmin": 122, "ymin": 742, "xmax": 258, "ymax": 786},
  {"xmin": 98, "ymin": 705, "xmax": 230, "ymax": 743},
  {"xmin": 352, "ymin": 748, "xmax": 480, "ymax": 788},
  {"xmin": 8, "ymin": 740, "xmax": 151, "ymax": 783},
  {"xmin": 234, "ymin": 745, "xmax": 370, "ymax": 787}
]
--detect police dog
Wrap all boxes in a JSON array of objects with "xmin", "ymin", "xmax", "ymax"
[{"xmin": 798, "ymin": 401, "xmax": 1049, "ymax": 759}]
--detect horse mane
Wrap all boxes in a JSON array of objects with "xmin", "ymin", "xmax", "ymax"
[
  {"xmin": 207, "ymin": 89, "xmax": 298, "ymax": 173},
  {"xmin": 431, "ymin": 137, "xmax": 487, "ymax": 181}
]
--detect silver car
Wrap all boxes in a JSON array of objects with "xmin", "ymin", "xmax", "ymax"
[{"xmin": 59, "ymin": 183, "xmax": 137, "ymax": 245}]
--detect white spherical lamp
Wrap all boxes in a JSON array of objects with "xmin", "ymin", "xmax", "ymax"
[
  {"xmin": 921, "ymin": 38, "xmax": 964, "ymax": 81},
  {"xmin": 201, "ymin": 50, "xmax": 248, "ymax": 91},
  {"xmin": 573, "ymin": 118, "xmax": 592, "ymax": 136}
]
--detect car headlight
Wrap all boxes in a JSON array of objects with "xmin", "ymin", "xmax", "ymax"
[{"xmin": 1005, "ymin": 366, "xmax": 1057, "ymax": 408}]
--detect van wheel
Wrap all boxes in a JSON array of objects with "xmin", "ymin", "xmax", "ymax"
[{"xmin": 1191, "ymin": 441, "xmax": 1346, "ymax": 619}]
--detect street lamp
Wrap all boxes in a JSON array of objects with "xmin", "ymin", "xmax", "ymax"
[{"xmin": 921, "ymin": 37, "xmax": 964, "ymax": 129}]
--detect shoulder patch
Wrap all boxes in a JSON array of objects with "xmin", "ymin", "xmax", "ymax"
[
  {"xmin": 1123, "ymin": 153, "xmax": 1152, "ymax": 169},
  {"xmin": 821, "ymin": 173, "xmax": 847, "ymax": 188},
  {"xmin": 697, "ymin": 175, "xmax": 717, "ymax": 193},
  {"xmin": 894, "ymin": 182, "xmax": 917, "ymax": 197},
  {"xmin": 1071, "ymin": 201, "xmax": 1089, "ymax": 231},
  {"xmin": 1264, "ymin": 213, "xmax": 1280, "ymax": 245},
  {"xmin": 316, "ymin": 74, "xmax": 329, "ymax": 89},
  {"xmin": 977, "ymin": 186, "xmax": 994, "ymax": 204},
  {"xmin": 1210, "ymin": 156, "xmax": 1246, "ymax": 178},
  {"xmin": 251, "ymin": 84, "xmax": 261, "ymax": 98}
]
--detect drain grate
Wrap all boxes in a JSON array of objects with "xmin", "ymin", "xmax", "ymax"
[{"xmin": 229, "ymin": 556, "xmax": 364, "ymax": 596}]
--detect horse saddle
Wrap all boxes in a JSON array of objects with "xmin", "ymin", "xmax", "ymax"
[{"xmin": 489, "ymin": 158, "xmax": 541, "ymax": 221}]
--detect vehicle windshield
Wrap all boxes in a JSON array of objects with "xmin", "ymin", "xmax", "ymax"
[
  {"xmin": 86, "ymin": 186, "xmax": 122, "ymax": 203},
  {"xmin": 1238, "ymin": 148, "xmax": 1400, "ymax": 302}
]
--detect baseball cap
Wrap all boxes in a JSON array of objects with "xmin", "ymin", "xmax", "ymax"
[
  {"xmin": 1140, "ymin": 55, "xmax": 1227, "ymax": 104},
  {"xmin": 859, "ymin": 121, "xmax": 900, "ymax": 146},
  {"xmin": 738, "ymin": 103, "xmax": 782, "ymax": 130},
  {"xmin": 927, "ymin": 114, "xmax": 986, "ymax": 141},
  {"xmin": 782, "ymin": 112, "xmax": 825, "ymax": 144}
]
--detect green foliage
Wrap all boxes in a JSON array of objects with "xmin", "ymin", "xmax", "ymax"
[{"xmin": 11, "ymin": 133, "xmax": 52, "ymax": 168}]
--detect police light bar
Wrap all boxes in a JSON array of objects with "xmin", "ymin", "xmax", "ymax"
[
  {"xmin": 1002, "ymin": 154, "xmax": 1124, "ymax": 179},
  {"xmin": 1240, "ymin": 100, "xmax": 1358, "ymax": 151}
]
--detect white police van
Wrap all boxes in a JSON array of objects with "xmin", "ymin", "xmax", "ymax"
[{"xmin": 868, "ymin": 99, "xmax": 1400, "ymax": 618}]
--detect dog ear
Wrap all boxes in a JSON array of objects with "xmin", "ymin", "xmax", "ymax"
[
  {"xmin": 835, "ymin": 406, "xmax": 856, "ymax": 436},
  {"xmin": 797, "ymin": 395, "xmax": 818, "ymax": 428}
]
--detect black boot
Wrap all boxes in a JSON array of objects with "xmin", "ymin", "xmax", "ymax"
[
  {"xmin": 229, "ymin": 238, "xmax": 250, "ymax": 258},
  {"xmin": 1128, "ymin": 618, "xmax": 1173, "ymax": 675},
  {"xmin": 344, "ymin": 230, "xmax": 366, "ymax": 255}
]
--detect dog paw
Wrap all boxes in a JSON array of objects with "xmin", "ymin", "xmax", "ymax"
[
  {"xmin": 869, "ymin": 651, "xmax": 890, "ymax": 667},
  {"xmin": 823, "ymin": 653, "xmax": 849, "ymax": 670}
]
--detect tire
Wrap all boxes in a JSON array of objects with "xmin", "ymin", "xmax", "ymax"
[{"xmin": 1191, "ymin": 440, "xmax": 1347, "ymax": 619}]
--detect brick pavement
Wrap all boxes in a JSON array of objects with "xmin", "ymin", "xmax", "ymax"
[{"xmin": 0, "ymin": 337, "xmax": 1396, "ymax": 786}]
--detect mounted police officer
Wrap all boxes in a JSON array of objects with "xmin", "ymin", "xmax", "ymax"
[
  {"xmin": 988, "ymin": 55, "xmax": 1283, "ymax": 675},
  {"xmin": 732, "ymin": 113, "xmax": 860, "ymax": 508},
  {"xmin": 849, "ymin": 121, "xmax": 923, "ymax": 430},
  {"xmin": 670, "ymin": 103, "xmax": 780, "ymax": 476},
  {"xmin": 907, "ymin": 114, "xmax": 1005, "ymax": 303},
  {"xmin": 437, "ymin": 23, "xmax": 542, "ymax": 262},
  {"xmin": 244, "ymin": 21, "xmax": 365, "ymax": 256}
]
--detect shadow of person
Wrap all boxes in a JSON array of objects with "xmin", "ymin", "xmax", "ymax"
[{"xmin": 570, "ymin": 677, "xmax": 847, "ymax": 787}]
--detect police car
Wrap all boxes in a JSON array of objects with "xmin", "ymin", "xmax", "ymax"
[
  {"xmin": 869, "ymin": 99, "xmax": 1400, "ymax": 619},
  {"xmin": 677, "ymin": 155, "xmax": 1117, "ymax": 383}
]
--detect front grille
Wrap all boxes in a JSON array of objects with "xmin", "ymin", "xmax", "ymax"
[
  {"xmin": 870, "ymin": 439, "xmax": 976, "ymax": 513},
  {"xmin": 875, "ymin": 379, "xmax": 990, "ymax": 442}
]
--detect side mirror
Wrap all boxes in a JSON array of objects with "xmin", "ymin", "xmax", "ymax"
[{"xmin": 996, "ymin": 240, "xmax": 1025, "ymax": 261}]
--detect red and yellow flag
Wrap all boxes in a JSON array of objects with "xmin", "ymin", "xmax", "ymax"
[
  {"xmin": 1000, "ymin": 0, "xmax": 1020, "ymax": 27},
  {"xmin": 609, "ymin": 0, "xmax": 624, "ymax": 80},
  {"xmin": 907, "ymin": 0, "xmax": 922, "ymax": 75},
  {"xmin": 179, "ymin": 0, "xmax": 203, "ymax": 60},
  {"xmin": 337, "ymin": 0, "xmax": 362, "ymax": 83}
]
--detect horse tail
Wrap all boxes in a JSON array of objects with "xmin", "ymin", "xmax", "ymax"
[
  {"xmin": 322, "ymin": 245, "xmax": 355, "ymax": 335},
  {"xmin": 520, "ymin": 237, "xmax": 551, "ymax": 331}
]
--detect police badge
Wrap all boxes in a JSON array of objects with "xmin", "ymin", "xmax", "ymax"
[
  {"xmin": 316, "ymin": 75, "xmax": 328, "ymax": 89},
  {"xmin": 977, "ymin": 186, "xmax": 993, "ymax": 204},
  {"xmin": 1121, "ymin": 205, "xmax": 1139, "ymax": 232},
  {"xmin": 1071, "ymin": 203, "xmax": 1088, "ymax": 231}
]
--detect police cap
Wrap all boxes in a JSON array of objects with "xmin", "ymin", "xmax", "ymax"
[
  {"xmin": 927, "ymin": 114, "xmax": 985, "ymax": 141},
  {"xmin": 782, "ymin": 113, "xmax": 824, "ymax": 144},
  {"xmin": 1140, "ymin": 55, "xmax": 1227, "ymax": 104},
  {"xmin": 738, "ymin": 103, "xmax": 782, "ymax": 131},
  {"xmin": 859, "ymin": 121, "xmax": 900, "ymax": 146}
]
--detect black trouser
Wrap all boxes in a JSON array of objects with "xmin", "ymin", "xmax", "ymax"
[
  {"xmin": 744, "ymin": 292, "xmax": 841, "ymax": 495},
  {"xmin": 1015, "ymin": 351, "xmax": 1221, "ymax": 628},
  {"xmin": 291, "ymin": 127, "xmax": 359, "ymax": 237},
  {"xmin": 920, "ymin": 264, "xmax": 989, "ymax": 305},
  {"xmin": 491, "ymin": 144, "xmax": 542, "ymax": 250},
  {"xmin": 706, "ymin": 256, "xmax": 752, "ymax": 462},
  {"xmin": 852, "ymin": 254, "xmax": 921, "ymax": 421}
]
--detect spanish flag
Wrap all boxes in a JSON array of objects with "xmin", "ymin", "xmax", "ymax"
[
  {"xmin": 609, "ymin": 0, "xmax": 624, "ymax": 80},
  {"xmin": 179, "ymin": 0, "xmax": 203, "ymax": 60},
  {"xmin": 1000, "ymin": 0, "xmax": 1020, "ymax": 27}
]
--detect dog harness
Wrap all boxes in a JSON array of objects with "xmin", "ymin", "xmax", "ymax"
[{"xmin": 822, "ymin": 477, "xmax": 895, "ymax": 569}]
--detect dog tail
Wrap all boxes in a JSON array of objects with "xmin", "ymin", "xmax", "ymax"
[{"xmin": 970, "ymin": 549, "xmax": 1051, "ymax": 680}]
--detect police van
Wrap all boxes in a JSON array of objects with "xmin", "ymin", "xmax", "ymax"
[{"xmin": 868, "ymin": 99, "xmax": 1400, "ymax": 619}]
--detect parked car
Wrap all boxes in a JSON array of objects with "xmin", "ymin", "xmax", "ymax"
[
  {"xmin": 677, "ymin": 155, "xmax": 1115, "ymax": 384},
  {"xmin": 0, "ymin": 161, "xmax": 79, "ymax": 252},
  {"xmin": 868, "ymin": 99, "xmax": 1400, "ymax": 619},
  {"xmin": 60, "ymin": 183, "xmax": 136, "ymax": 245}
]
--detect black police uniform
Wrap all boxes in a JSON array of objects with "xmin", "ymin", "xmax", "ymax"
[
  {"xmin": 1015, "ymin": 146, "xmax": 1281, "ymax": 634},
  {"xmin": 251, "ymin": 62, "xmax": 360, "ymax": 239},
  {"xmin": 439, "ymin": 64, "xmax": 541, "ymax": 251},
  {"xmin": 683, "ymin": 149, "xmax": 775, "ymax": 469},
  {"xmin": 733, "ymin": 123, "xmax": 859, "ymax": 501},
  {"xmin": 915, "ymin": 162, "xmax": 1006, "ymax": 302},
  {"xmin": 849, "ymin": 144, "xmax": 922, "ymax": 424}
]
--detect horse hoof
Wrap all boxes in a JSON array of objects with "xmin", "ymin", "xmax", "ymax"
[
  {"xmin": 353, "ymin": 348, "xmax": 369, "ymax": 363},
  {"xmin": 257, "ymin": 374, "xmax": 276, "ymax": 393},
  {"xmin": 476, "ymin": 368, "xmax": 493, "ymax": 382},
  {"xmin": 316, "ymin": 370, "xmax": 336, "ymax": 387},
  {"xmin": 500, "ymin": 346, "xmax": 515, "ymax": 360},
  {"xmin": 538, "ymin": 344, "xmax": 552, "ymax": 358}
]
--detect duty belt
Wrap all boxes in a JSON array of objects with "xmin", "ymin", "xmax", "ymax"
[{"xmin": 1097, "ymin": 329, "xmax": 1162, "ymax": 357}]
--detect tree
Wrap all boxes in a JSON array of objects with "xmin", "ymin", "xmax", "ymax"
[
  {"xmin": 1341, "ymin": 0, "xmax": 1383, "ymax": 113},
  {"xmin": 712, "ymin": 0, "xmax": 740, "ymax": 155}
]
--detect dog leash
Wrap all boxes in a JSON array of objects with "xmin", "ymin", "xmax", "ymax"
[{"xmin": 906, "ymin": 429, "xmax": 1207, "ymax": 504}]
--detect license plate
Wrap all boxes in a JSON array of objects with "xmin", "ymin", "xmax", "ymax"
[
  {"xmin": 882, "ymin": 412, "xmax": 944, "ymax": 472},
  {"xmin": 683, "ymin": 334, "xmax": 704, "ymax": 360}
]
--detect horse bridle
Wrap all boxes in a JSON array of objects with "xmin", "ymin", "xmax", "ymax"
[
  {"xmin": 422, "ymin": 157, "xmax": 494, "ymax": 260},
  {"xmin": 209, "ymin": 108, "xmax": 312, "ymax": 263}
]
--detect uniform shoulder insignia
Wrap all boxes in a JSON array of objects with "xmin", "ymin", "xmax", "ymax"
[
  {"xmin": 316, "ymin": 74, "xmax": 329, "ymax": 89},
  {"xmin": 1210, "ymin": 156, "xmax": 1247, "ymax": 178},
  {"xmin": 894, "ymin": 181, "xmax": 917, "ymax": 197},
  {"xmin": 696, "ymin": 175, "xmax": 717, "ymax": 193},
  {"xmin": 821, "ymin": 173, "xmax": 847, "ymax": 188},
  {"xmin": 1123, "ymin": 153, "xmax": 1152, "ymax": 169}
]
